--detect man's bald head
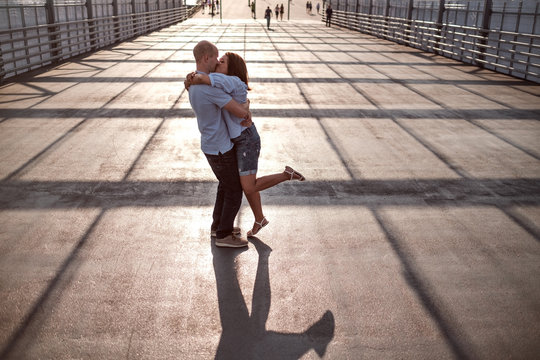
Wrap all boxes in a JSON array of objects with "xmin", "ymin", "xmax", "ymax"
[{"xmin": 193, "ymin": 40, "xmax": 218, "ymax": 63}]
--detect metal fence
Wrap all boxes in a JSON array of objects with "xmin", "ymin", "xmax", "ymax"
[
  {"xmin": 0, "ymin": 0, "xmax": 188, "ymax": 81},
  {"xmin": 322, "ymin": 0, "xmax": 540, "ymax": 83}
]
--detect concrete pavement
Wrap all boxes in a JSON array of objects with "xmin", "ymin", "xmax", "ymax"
[{"xmin": 1, "ymin": 3, "xmax": 540, "ymax": 359}]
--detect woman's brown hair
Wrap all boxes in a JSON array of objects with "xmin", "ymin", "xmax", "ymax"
[{"xmin": 226, "ymin": 52, "xmax": 251, "ymax": 90}]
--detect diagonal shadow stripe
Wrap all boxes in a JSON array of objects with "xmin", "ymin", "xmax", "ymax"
[
  {"xmin": 0, "ymin": 209, "xmax": 106, "ymax": 359},
  {"xmin": 371, "ymin": 207, "xmax": 477, "ymax": 360}
]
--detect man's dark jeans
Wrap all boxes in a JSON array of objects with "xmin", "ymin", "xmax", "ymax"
[{"xmin": 205, "ymin": 148, "xmax": 243, "ymax": 239}]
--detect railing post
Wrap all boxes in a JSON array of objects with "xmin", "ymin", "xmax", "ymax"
[
  {"xmin": 526, "ymin": 2, "xmax": 539, "ymax": 78},
  {"xmin": 368, "ymin": 0, "xmax": 373, "ymax": 35},
  {"xmin": 436, "ymin": 0, "xmax": 444, "ymax": 24},
  {"xmin": 86, "ymin": 0, "xmax": 97, "ymax": 50},
  {"xmin": 0, "ymin": 48, "xmax": 5, "ymax": 82},
  {"xmin": 345, "ymin": 0, "xmax": 348, "ymax": 28},
  {"xmin": 45, "ymin": 0, "xmax": 60, "ymax": 61},
  {"xmin": 131, "ymin": 0, "xmax": 137, "ymax": 29},
  {"xmin": 131, "ymin": 0, "xmax": 138, "ymax": 34},
  {"xmin": 145, "ymin": 0, "xmax": 150, "ymax": 32},
  {"xmin": 385, "ymin": 0, "xmax": 390, "ymax": 38},
  {"xmin": 355, "ymin": 0, "xmax": 360, "ymax": 30},
  {"xmin": 113, "ymin": 0, "xmax": 120, "ymax": 40},
  {"xmin": 407, "ymin": 0, "xmax": 414, "ymax": 44},
  {"xmin": 478, "ymin": 0, "xmax": 493, "ymax": 65},
  {"xmin": 434, "ymin": 0, "xmax": 445, "ymax": 54},
  {"xmin": 156, "ymin": 0, "xmax": 161, "ymax": 28},
  {"xmin": 510, "ymin": 1, "xmax": 523, "ymax": 76}
]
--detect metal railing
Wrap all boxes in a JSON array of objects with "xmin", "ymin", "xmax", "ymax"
[
  {"xmin": 322, "ymin": 0, "xmax": 540, "ymax": 83},
  {"xmin": 0, "ymin": 0, "xmax": 188, "ymax": 81}
]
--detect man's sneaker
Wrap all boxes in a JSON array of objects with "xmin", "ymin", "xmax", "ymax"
[
  {"xmin": 211, "ymin": 227, "xmax": 241, "ymax": 238},
  {"xmin": 215, "ymin": 234, "xmax": 248, "ymax": 248}
]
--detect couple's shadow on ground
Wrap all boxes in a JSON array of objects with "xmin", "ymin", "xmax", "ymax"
[{"xmin": 212, "ymin": 237, "xmax": 335, "ymax": 359}]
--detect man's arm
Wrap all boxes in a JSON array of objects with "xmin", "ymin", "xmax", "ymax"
[{"xmin": 223, "ymin": 99, "xmax": 252, "ymax": 127}]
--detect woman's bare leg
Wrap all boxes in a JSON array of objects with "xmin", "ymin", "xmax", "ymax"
[
  {"xmin": 241, "ymin": 168, "xmax": 304, "ymax": 235},
  {"xmin": 241, "ymin": 171, "xmax": 292, "ymax": 195},
  {"xmin": 241, "ymin": 175, "xmax": 264, "ymax": 221},
  {"xmin": 241, "ymin": 173, "xmax": 287, "ymax": 235},
  {"xmin": 241, "ymin": 175, "xmax": 266, "ymax": 235}
]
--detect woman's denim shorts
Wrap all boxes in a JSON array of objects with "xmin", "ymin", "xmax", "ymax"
[{"xmin": 232, "ymin": 124, "xmax": 261, "ymax": 176}]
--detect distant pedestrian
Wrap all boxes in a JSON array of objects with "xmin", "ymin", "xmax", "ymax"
[
  {"xmin": 325, "ymin": 4, "xmax": 332, "ymax": 27},
  {"xmin": 251, "ymin": 1, "xmax": 256, "ymax": 18},
  {"xmin": 280, "ymin": 3, "xmax": 284, "ymax": 20},
  {"xmin": 275, "ymin": 4, "xmax": 279, "ymax": 20},
  {"xmin": 306, "ymin": 1, "xmax": 309, "ymax": 13},
  {"xmin": 316, "ymin": 2, "xmax": 320, "ymax": 14},
  {"xmin": 265, "ymin": 6, "xmax": 272, "ymax": 29}
]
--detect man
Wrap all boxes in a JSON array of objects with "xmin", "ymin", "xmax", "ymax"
[
  {"xmin": 188, "ymin": 40, "xmax": 251, "ymax": 248},
  {"xmin": 325, "ymin": 4, "xmax": 332, "ymax": 27},
  {"xmin": 264, "ymin": 6, "xmax": 272, "ymax": 29}
]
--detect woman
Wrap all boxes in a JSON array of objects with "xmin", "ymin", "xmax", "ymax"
[{"xmin": 185, "ymin": 52, "xmax": 305, "ymax": 237}]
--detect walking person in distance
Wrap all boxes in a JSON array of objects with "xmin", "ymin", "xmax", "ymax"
[
  {"xmin": 265, "ymin": 6, "xmax": 272, "ymax": 29},
  {"xmin": 325, "ymin": 4, "xmax": 333, "ymax": 27}
]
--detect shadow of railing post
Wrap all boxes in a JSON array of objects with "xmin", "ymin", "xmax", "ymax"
[{"xmin": 371, "ymin": 207, "xmax": 475, "ymax": 360}]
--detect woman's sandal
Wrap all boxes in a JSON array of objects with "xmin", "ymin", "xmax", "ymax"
[
  {"xmin": 247, "ymin": 217, "xmax": 269, "ymax": 237},
  {"xmin": 284, "ymin": 166, "xmax": 306, "ymax": 181}
]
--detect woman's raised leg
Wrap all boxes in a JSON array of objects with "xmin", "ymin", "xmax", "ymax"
[{"xmin": 240, "ymin": 168, "xmax": 304, "ymax": 236}]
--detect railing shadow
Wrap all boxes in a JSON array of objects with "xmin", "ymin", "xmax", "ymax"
[
  {"xmin": 0, "ymin": 209, "xmax": 106, "ymax": 359},
  {"xmin": 212, "ymin": 237, "xmax": 335, "ymax": 359},
  {"xmin": 371, "ymin": 207, "xmax": 475, "ymax": 360}
]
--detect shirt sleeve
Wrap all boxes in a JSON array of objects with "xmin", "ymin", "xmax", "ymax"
[
  {"xmin": 209, "ymin": 73, "xmax": 243, "ymax": 95},
  {"xmin": 196, "ymin": 84, "xmax": 233, "ymax": 108}
]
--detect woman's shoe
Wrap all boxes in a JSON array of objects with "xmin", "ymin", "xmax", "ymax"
[
  {"xmin": 284, "ymin": 166, "xmax": 305, "ymax": 181},
  {"xmin": 247, "ymin": 217, "xmax": 269, "ymax": 237}
]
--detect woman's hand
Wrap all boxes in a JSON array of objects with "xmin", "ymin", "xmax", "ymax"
[
  {"xmin": 184, "ymin": 72, "xmax": 195, "ymax": 90},
  {"xmin": 184, "ymin": 72, "xmax": 212, "ymax": 91},
  {"xmin": 184, "ymin": 72, "xmax": 197, "ymax": 91},
  {"xmin": 240, "ymin": 111, "xmax": 252, "ymax": 127},
  {"xmin": 241, "ymin": 98, "xmax": 250, "ymax": 111},
  {"xmin": 240, "ymin": 99, "xmax": 252, "ymax": 127}
]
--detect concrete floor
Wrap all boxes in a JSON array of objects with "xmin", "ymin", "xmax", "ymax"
[{"xmin": 1, "ymin": 2, "xmax": 540, "ymax": 359}]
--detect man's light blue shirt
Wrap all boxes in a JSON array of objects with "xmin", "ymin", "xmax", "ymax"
[
  {"xmin": 209, "ymin": 72, "xmax": 248, "ymax": 139},
  {"xmin": 188, "ymin": 73, "xmax": 234, "ymax": 155}
]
